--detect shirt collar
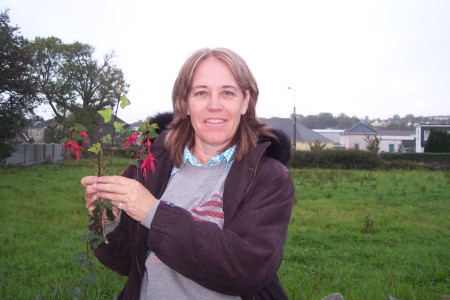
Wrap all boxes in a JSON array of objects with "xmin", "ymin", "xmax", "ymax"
[{"xmin": 171, "ymin": 145, "xmax": 236, "ymax": 175}]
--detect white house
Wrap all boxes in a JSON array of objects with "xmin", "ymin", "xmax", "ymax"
[
  {"xmin": 415, "ymin": 124, "xmax": 450, "ymax": 153},
  {"xmin": 340, "ymin": 123, "xmax": 415, "ymax": 153}
]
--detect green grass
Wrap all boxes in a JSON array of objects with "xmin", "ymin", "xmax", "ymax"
[
  {"xmin": 0, "ymin": 163, "xmax": 449, "ymax": 299},
  {"xmin": 281, "ymin": 168, "xmax": 450, "ymax": 299}
]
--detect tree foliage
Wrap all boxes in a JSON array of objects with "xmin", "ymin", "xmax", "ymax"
[
  {"xmin": 298, "ymin": 112, "xmax": 360, "ymax": 129},
  {"xmin": 364, "ymin": 134, "xmax": 380, "ymax": 153},
  {"xmin": 28, "ymin": 37, "xmax": 128, "ymax": 137},
  {"xmin": 0, "ymin": 10, "xmax": 38, "ymax": 160},
  {"xmin": 424, "ymin": 129, "xmax": 450, "ymax": 153}
]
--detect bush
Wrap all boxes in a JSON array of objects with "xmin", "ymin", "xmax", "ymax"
[
  {"xmin": 291, "ymin": 149, "xmax": 383, "ymax": 169},
  {"xmin": 424, "ymin": 129, "xmax": 450, "ymax": 153}
]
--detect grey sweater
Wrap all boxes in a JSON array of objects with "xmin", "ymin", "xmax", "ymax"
[{"xmin": 139, "ymin": 161, "xmax": 240, "ymax": 299}]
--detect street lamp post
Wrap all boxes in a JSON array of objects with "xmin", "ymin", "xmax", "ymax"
[{"xmin": 287, "ymin": 87, "xmax": 296, "ymax": 150}]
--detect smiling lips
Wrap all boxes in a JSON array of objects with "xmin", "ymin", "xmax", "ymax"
[{"xmin": 205, "ymin": 119, "xmax": 226, "ymax": 124}]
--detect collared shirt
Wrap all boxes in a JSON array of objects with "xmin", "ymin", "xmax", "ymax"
[{"xmin": 171, "ymin": 145, "xmax": 236, "ymax": 175}]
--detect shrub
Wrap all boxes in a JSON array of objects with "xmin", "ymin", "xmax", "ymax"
[{"xmin": 291, "ymin": 149, "xmax": 383, "ymax": 169}]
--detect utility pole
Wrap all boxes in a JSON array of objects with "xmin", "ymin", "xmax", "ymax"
[{"xmin": 287, "ymin": 87, "xmax": 296, "ymax": 150}]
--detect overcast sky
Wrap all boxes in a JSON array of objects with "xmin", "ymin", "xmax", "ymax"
[{"xmin": 3, "ymin": 0, "xmax": 450, "ymax": 123}]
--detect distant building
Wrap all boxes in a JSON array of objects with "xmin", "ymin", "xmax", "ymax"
[
  {"xmin": 378, "ymin": 129, "xmax": 415, "ymax": 153},
  {"xmin": 312, "ymin": 129, "xmax": 345, "ymax": 148},
  {"xmin": 26, "ymin": 119, "xmax": 59, "ymax": 143},
  {"xmin": 340, "ymin": 122, "xmax": 415, "ymax": 153},
  {"xmin": 264, "ymin": 117, "xmax": 334, "ymax": 150},
  {"xmin": 415, "ymin": 124, "xmax": 450, "ymax": 153}
]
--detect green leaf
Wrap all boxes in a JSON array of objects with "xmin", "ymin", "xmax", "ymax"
[
  {"xmin": 73, "ymin": 132, "xmax": 82, "ymax": 141},
  {"xmin": 73, "ymin": 252, "xmax": 89, "ymax": 268},
  {"xmin": 129, "ymin": 159, "xmax": 140, "ymax": 167},
  {"xmin": 98, "ymin": 107, "xmax": 112, "ymax": 123},
  {"xmin": 90, "ymin": 235, "xmax": 106, "ymax": 249},
  {"xmin": 60, "ymin": 137, "xmax": 68, "ymax": 144},
  {"xmin": 138, "ymin": 124, "xmax": 147, "ymax": 132},
  {"xmin": 149, "ymin": 132, "xmax": 159, "ymax": 139},
  {"xmin": 102, "ymin": 134, "xmax": 112, "ymax": 142},
  {"xmin": 88, "ymin": 143, "xmax": 101, "ymax": 154},
  {"xmin": 75, "ymin": 124, "xmax": 87, "ymax": 132},
  {"xmin": 69, "ymin": 287, "xmax": 81, "ymax": 300},
  {"xmin": 84, "ymin": 272, "xmax": 96, "ymax": 286},
  {"xmin": 106, "ymin": 208, "xmax": 115, "ymax": 221},
  {"xmin": 150, "ymin": 123, "xmax": 159, "ymax": 130},
  {"xmin": 114, "ymin": 121, "xmax": 126, "ymax": 132},
  {"xmin": 115, "ymin": 87, "xmax": 121, "ymax": 94},
  {"xmin": 120, "ymin": 94, "xmax": 131, "ymax": 109}
]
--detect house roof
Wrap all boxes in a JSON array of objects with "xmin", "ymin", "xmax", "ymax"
[
  {"xmin": 401, "ymin": 140, "xmax": 416, "ymax": 148},
  {"xmin": 378, "ymin": 129, "xmax": 415, "ymax": 136},
  {"xmin": 343, "ymin": 122, "xmax": 378, "ymax": 134},
  {"xmin": 264, "ymin": 117, "xmax": 333, "ymax": 143},
  {"xmin": 27, "ymin": 119, "xmax": 58, "ymax": 129}
]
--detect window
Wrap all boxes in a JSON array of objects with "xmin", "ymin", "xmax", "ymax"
[{"xmin": 389, "ymin": 144, "xmax": 395, "ymax": 153}]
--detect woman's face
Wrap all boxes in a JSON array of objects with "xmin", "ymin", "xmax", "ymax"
[{"xmin": 188, "ymin": 57, "xmax": 249, "ymax": 154}]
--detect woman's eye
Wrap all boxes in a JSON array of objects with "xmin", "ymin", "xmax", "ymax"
[
  {"xmin": 223, "ymin": 91, "xmax": 234, "ymax": 97},
  {"xmin": 195, "ymin": 91, "xmax": 206, "ymax": 96}
]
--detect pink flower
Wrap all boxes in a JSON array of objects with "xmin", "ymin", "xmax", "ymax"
[
  {"xmin": 123, "ymin": 131, "xmax": 139, "ymax": 149},
  {"xmin": 72, "ymin": 140, "xmax": 84, "ymax": 160},
  {"xmin": 62, "ymin": 139, "xmax": 73, "ymax": 158},
  {"xmin": 139, "ymin": 152, "xmax": 157, "ymax": 179},
  {"xmin": 79, "ymin": 131, "xmax": 88, "ymax": 137}
]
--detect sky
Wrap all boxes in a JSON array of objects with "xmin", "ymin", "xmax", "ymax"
[{"xmin": 3, "ymin": 0, "xmax": 450, "ymax": 123}]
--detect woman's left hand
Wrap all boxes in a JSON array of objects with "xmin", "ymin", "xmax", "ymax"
[{"xmin": 91, "ymin": 175, "xmax": 157, "ymax": 222}]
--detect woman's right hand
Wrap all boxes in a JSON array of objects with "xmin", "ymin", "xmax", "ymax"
[{"xmin": 80, "ymin": 176, "xmax": 120, "ymax": 219}]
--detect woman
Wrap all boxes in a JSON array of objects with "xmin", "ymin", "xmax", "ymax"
[{"xmin": 81, "ymin": 48, "xmax": 295, "ymax": 299}]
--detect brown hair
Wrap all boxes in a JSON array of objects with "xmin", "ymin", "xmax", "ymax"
[{"xmin": 165, "ymin": 48, "xmax": 275, "ymax": 167}]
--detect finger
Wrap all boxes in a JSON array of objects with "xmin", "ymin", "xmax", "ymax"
[
  {"xmin": 97, "ymin": 175, "xmax": 134, "ymax": 185},
  {"xmin": 81, "ymin": 176, "xmax": 99, "ymax": 187},
  {"xmin": 93, "ymin": 182, "xmax": 128, "ymax": 195},
  {"xmin": 95, "ymin": 191, "xmax": 126, "ymax": 203}
]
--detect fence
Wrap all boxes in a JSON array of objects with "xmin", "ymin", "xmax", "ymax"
[{"xmin": 3, "ymin": 143, "xmax": 64, "ymax": 166}]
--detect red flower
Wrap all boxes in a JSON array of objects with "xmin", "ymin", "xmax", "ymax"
[
  {"xmin": 139, "ymin": 152, "xmax": 157, "ymax": 179},
  {"xmin": 72, "ymin": 140, "xmax": 84, "ymax": 160},
  {"xmin": 123, "ymin": 131, "xmax": 139, "ymax": 149},
  {"xmin": 62, "ymin": 139, "xmax": 72, "ymax": 153},
  {"xmin": 79, "ymin": 131, "xmax": 89, "ymax": 143}
]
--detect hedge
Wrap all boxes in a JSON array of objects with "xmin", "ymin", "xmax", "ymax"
[{"xmin": 291, "ymin": 150, "xmax": 450, "ymax": 170}]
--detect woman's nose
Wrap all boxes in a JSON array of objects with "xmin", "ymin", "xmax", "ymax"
[{"xmin": 207, "ymin": 93, "xmax": 222, "ymax": 110}]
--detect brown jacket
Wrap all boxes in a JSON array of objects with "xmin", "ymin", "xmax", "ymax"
[{"xmin": 93, "ymin": 130, "xmax": 295, "ymax": 299}]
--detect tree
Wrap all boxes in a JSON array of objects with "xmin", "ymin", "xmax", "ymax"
[
  {"xmin": 29, "ymin": 37, "xmax": 128, "ymax": 133},
  {"xmin": 0, "ymin": 10, "xmax": 38, "ymax": 160},
  {"xmin": 424, "ymin": 129, "xmax": 450, "ymax": 153},
  {"xmin": 364, "ymin": 134, "xmax": 380, "ymax": 153}
]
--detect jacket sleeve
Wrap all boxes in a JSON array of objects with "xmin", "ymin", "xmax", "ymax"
[
  {"xmin": 91, "ymin": 213, "xmax": 132, "ymax": 276},
  {"xmin": 147, "ymin": 159, "xmax": 295, "ymax": 296}
]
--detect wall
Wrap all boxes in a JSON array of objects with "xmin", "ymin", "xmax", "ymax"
[{"xmin": 4, "ymin": 143, "xmax": 64, "ymax": 165}]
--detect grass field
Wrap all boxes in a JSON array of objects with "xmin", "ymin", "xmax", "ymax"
[{"xmin": 0, "ymin": 161, "xmax": 449, "ymax": 299}]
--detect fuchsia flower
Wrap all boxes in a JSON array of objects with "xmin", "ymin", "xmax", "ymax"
[
  {"xmin": 62, "ymin": 138, "xmax": 84, "ymax": 160},
  {"xmin": 139, "ymin": 152, "xmax": 157, "ymax": 179},
  {"xmin": 123, "ymin": 131, "xmax": 139, "ymax": 149},
  {"xmin": 72, "ymin": 140, "xmax": 84, "ymax": 160},
  {"xmin": 80, "ymin": 131, "xmax": 89, "ymax": 143},
  {"xmin": 62, "ymin": 139, "xmax": 73, "ymax": 155}
]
